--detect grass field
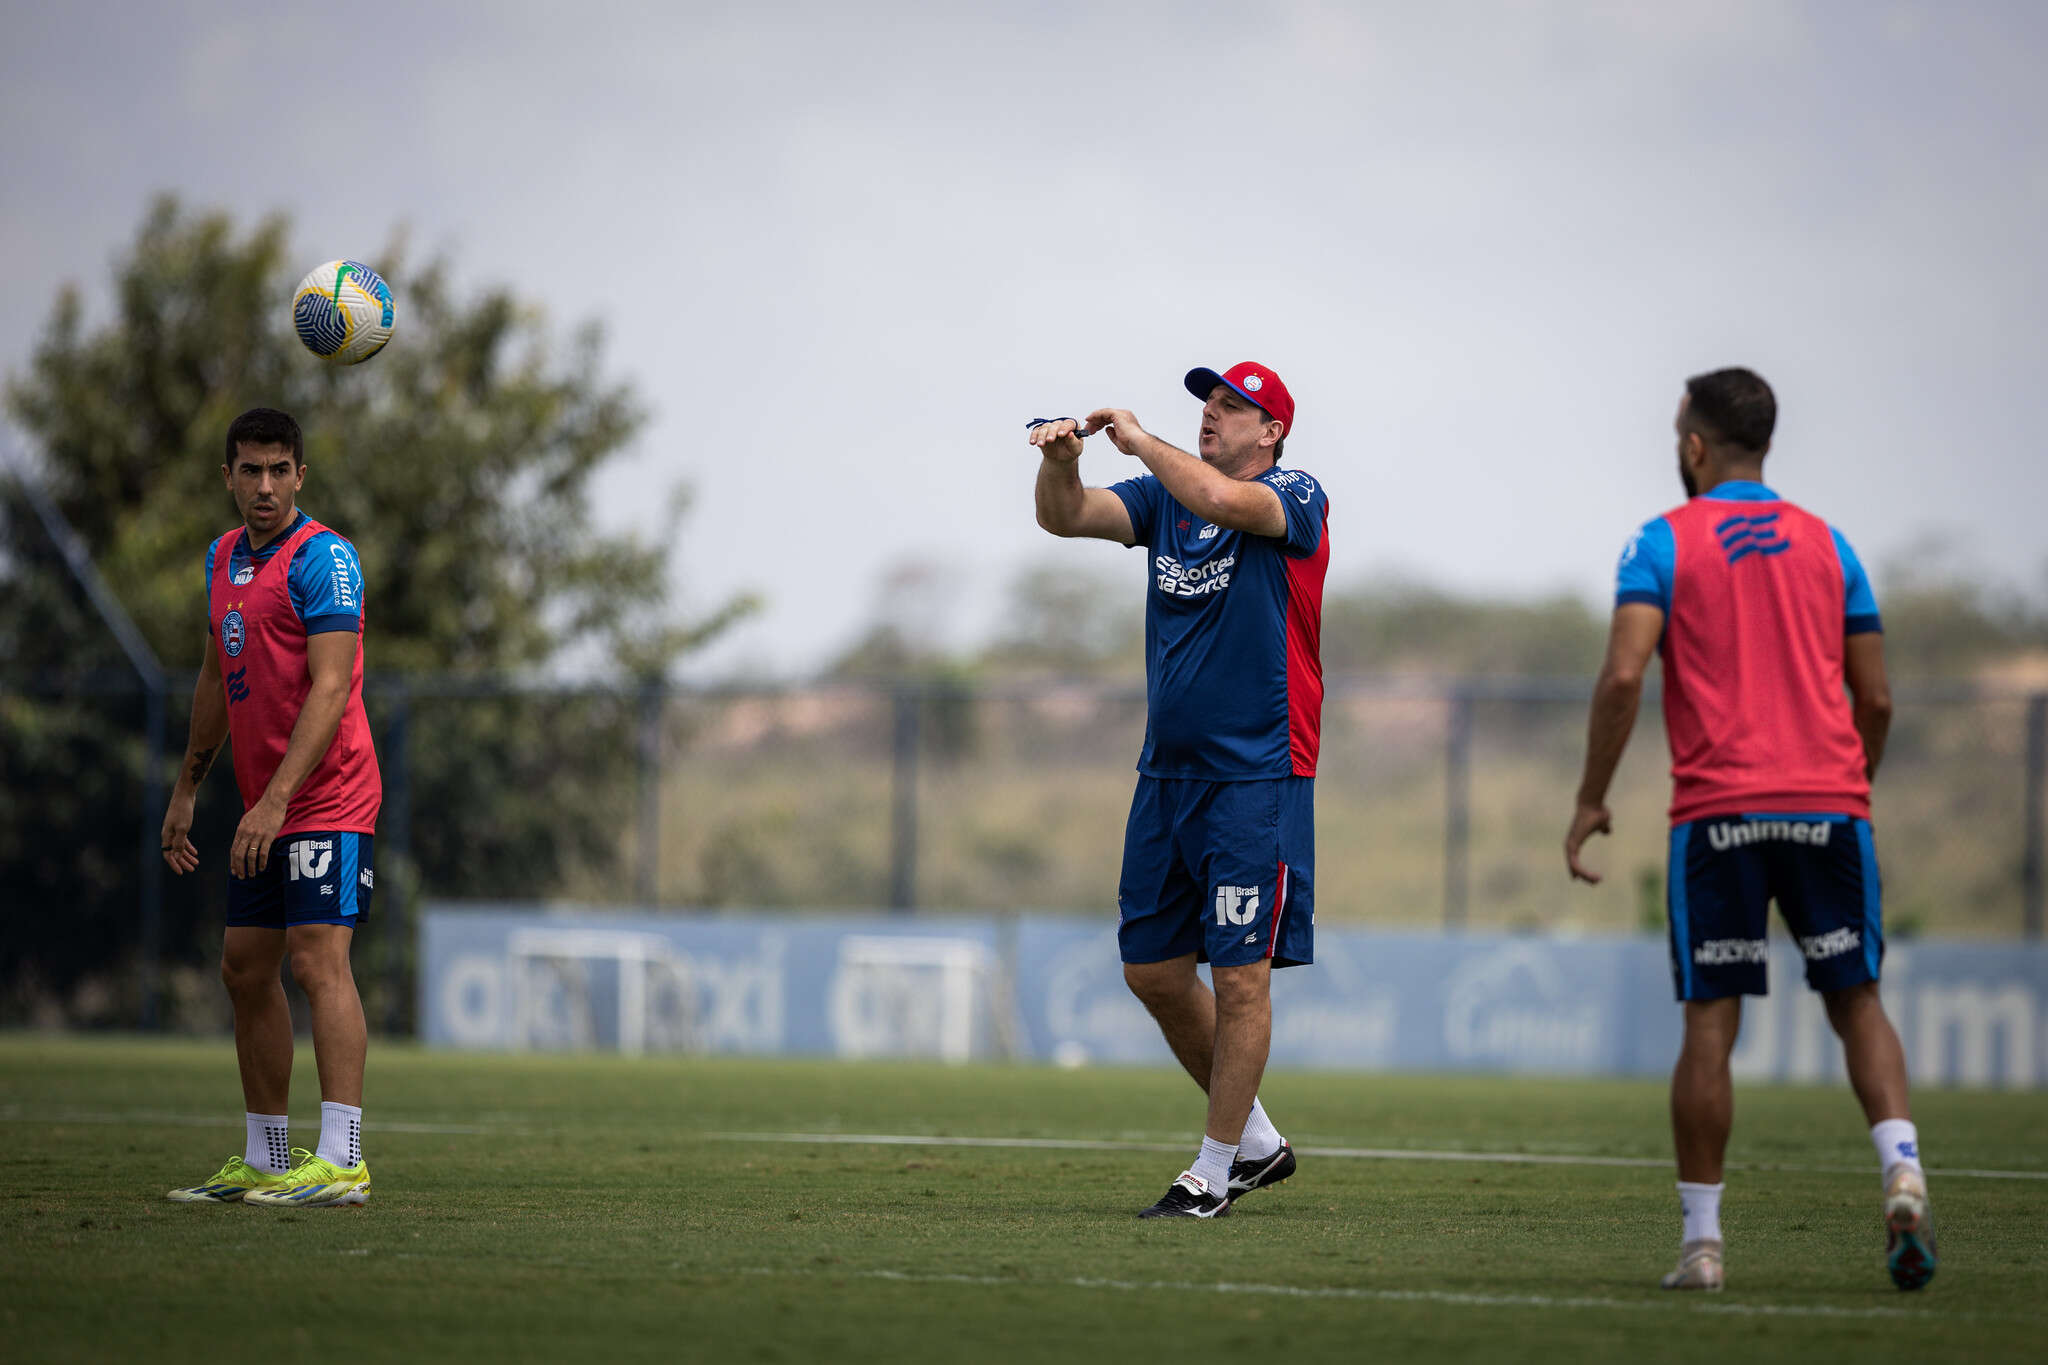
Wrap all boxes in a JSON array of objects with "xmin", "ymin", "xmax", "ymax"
[{"xmin": 4, "ymin": 1035, "xmax": 2046, "ymax": 1363}]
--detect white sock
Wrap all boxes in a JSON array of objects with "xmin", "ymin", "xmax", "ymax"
[
  {"xmin": 1238, "ymin": 1098, "xmax": 1282, "ymax": 1162},
  {"xmin": 1677, "ymin": 1181, "xmax": 1723, "ymax": 1245},
  {"xmin": 316, "ymin": 1101, "xmax": 364, "ymax": 1168},
  {"xmin": 1190, "ymin": 1135, "xmax": 1237, "ymax": 1192},
  {"xmin": 245, "ymin": 1112, "xmax": 290, "ymax": 1174},
  {"xmin": 1872, "ymin": 1118, "xmax": 1922, "ymax": 1183}
]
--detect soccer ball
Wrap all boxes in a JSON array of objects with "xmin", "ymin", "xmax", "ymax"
[{"xmin": 291, "ymin": 259, "xmax": 395, "ymax": 364}]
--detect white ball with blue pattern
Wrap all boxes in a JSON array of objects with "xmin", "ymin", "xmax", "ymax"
[{"xmin": 291, "ymin": 259, "xmax": 395, "ymax": 364}]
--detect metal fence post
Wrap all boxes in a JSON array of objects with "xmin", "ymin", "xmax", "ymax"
[
  {"xmin": 1443, "ymin": 687, "xmax": 1472, "ymax": 929},
  {"xmin": 889, "ymin": 685, "xmax": 921, "ymax": 911},
  {"xmin": 636, "ymin": 683, "xmax": 664, "ymax": 906},
  {"xmin": 381, "ymin": 686, "xmax": 411, "ymax": 1036},
  {"xmin": 2026, "ymin": 692, "xmax": 2046, "ymax": 940},
  {"xmin": 139, "ymin": 680, "xmax": 166, "ymax": 1029}
]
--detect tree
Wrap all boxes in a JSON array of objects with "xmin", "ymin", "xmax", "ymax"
[{"xmin": 1, "ymin": 197, "xmax": 749, "ymax": 1022}]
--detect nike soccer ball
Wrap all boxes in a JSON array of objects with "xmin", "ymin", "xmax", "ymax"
[{"xmin": 291, "ymin": 259, "xmax": 395, "ymax": 364}]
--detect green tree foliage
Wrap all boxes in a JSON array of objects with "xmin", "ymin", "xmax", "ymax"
[{"xmin": 1, "ymin": 197, "xmax": 747, "ymax": 1018}]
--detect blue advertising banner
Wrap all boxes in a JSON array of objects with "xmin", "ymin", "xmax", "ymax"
[{"xmin": 420, "ymin": 904, "xmax": 2048, "ymax": 1089}]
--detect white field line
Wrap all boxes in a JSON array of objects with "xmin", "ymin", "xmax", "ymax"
[
  {"xmin": 0, "ymin": 1106, "xmax": 496, "ymax": 1135},
  {"xmin": 732, "ymin": 1266, "xmax": 2033, "ymax": 1324},
  {"xmin": 709, "ymin": 1130, "xmax": 2048, "ymax": 1181}
]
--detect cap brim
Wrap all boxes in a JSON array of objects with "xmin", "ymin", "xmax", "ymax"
[
  {"xmin": 1184, "ymin": 366, "xmax": 1268, "ymax": 416},
  {"xmin": 1187, "ymin": 368, "xmax": 1261, "ymax": 421}
]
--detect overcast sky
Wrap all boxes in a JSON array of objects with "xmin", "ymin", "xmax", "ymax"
[{"xmin": 5, "ymin": 0, "xmax": 2044, "ymax": 676}]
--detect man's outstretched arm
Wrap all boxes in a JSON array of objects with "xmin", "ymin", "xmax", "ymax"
[
  {"xmin": 1085, "ymin": 408, "xmax": 1285, "ymax": 538},
  {"xmin": 1031, "ymin": 418, "xmax": 1135, "ymax": 543},
  {"xmin": 1565, "ymin": 603, "xmax": 1665, "ymax": 883}
]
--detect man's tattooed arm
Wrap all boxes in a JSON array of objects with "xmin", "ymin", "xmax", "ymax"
[{"xmin": 187, "ymin": 745, "xmax": 218, "ymax": 786}]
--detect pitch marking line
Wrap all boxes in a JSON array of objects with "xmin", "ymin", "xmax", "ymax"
[
  {"xmin": 734, "ymin": 1267, "xmax": 2029, "ymax": 1323},
  {"xmin": 0, "ymin": 1106, "xmax": 496, "ymax": 1136},
  {"xmin": 711, "ymin": 1130, "xmax": 2048, "ymax": 1181}
]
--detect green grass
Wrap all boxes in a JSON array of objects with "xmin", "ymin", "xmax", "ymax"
[{"xmin": 4, "ymin": 1036, "xmax": 2046, "ymax": 1363}]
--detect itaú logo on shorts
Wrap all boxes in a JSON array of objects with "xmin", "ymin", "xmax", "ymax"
[
  {"xmin": 1707, "ymin": 819, "xmax": 1834, "ymax": 851},
  {"xmin": 1156, "ymin": 553, "xmax": 1235, "ymax": 598},
  {"xmin": 1799, "ymin": 927, "xmax": 1861, "ymax": 960},
  {"xmin": 1693, "ymin": 938, "xmax": 1768, "ymax": 966},
  {"xmin": 287, "ymin": 839, "xmax": 335, "ymax": 881},
  {"xmin": 1215, "ymin": 885, "xmax": 1262, "ymax": 926}
]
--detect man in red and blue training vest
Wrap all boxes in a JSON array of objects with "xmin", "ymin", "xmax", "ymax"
[
  {"xmin": 1565, "ymin": 369, "xmax": 1934, "ymax": 1293},
  {"xmin": 160, "ymin": 407, "xmax": 381, "ymax": 1209},
  {"xmin": 1029, "ymin": 361, "xmax": 1329, "ymax": 1219}
]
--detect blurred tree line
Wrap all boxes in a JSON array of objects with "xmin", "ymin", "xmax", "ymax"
[
  {"xmin": 1, "ymin": 198, "xmax": 749, "ymax": 1024},
  {"xmin": 838, "ymin": 557, "xmax": 2048, "ymax": 681}
]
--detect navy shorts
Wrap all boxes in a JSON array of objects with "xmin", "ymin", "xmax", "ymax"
[
  {"xmin": 1666, "ymin": 814, "xmax": 1881, "ymax": 1001},
  {"xmin": 1118, "ymin": 776, "xmax": 1314, "ymax": 969},
  {"xmin": 226, "ymin": 831, "xmax": 375, "ymax": 930}
]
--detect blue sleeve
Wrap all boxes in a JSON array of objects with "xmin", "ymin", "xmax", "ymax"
[
  {"xmin": 1109, "ymin": 474, "xmax": 1162, "ymax": 546},
  {"xmin": 1832, "ymin": 526, "xmax": 1882, "ymax": 635},
  {"xmin": 1258, "ymin": 467, "xmax": 1328, "ymax": 558},
  {"xmin": 288, "ymin": 532, "xmax": 365, "ymax": 635},
  {"xmin": 204, "ymin": 537, "xmax": 221, "ymax": 635},
  {"xmin": 1614, "ymin": 516, "xmax": 1674, "ymax": 613}
]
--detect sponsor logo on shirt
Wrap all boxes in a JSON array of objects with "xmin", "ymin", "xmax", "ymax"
[
  {"xmin": 1706, "ymin": 819, "xmax": 1835, "ymax": 851},
  {"xmin": 329, "ymin": 544, "xmax": 359, "ymax": 611},
  {"xmin": 233, "ymin": 566, "xmax": 256, "ymax": 585},
  {"xmin": 1266, "ymin": 469, "xmax": 1317, "ymax": 504},
  {"xmin": 1155, "ymin": 553, "xmax": 1234, "ymax": 598},
  {"xmin": 1197, "ymin": 523, "xmax": 1220, "ymax": 540},
  {"xmin": 1694, "ymin": 938, "xmax": 1768, "ymax": 966}
]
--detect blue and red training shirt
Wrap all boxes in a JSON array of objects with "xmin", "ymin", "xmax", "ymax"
[
  {"xmin": 204, "ymin": 510, "xmax": 365, "ymax": 638},
  {"xmin": 1615, "ymin": 480, "xmax": 1881, "ymax": 823},
  {"xmin": 1111, "ymin": 465, "xmax": 1330, "ymax": 780}
]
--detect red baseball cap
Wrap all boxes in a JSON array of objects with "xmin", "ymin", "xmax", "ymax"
[{"xmin": 1184, "ymin": 361, "xmax": 1294, "ymax": 438}]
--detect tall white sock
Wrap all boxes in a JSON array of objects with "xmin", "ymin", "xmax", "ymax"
[
  {"xmin": 316, "ymin": 1101, "xmax": 363, "ymax": 1168},
  {"xmin": 1190, "ymin": 1135, "xmax": 1237, "ymax": 1192},
  {"xmin": 245, "ymin": 1112, "xmax": 290, "ymax": 1174},
  {"xmin": 1871, "ymin": 1119, "xmax": 1922, "ymax": 1182},
  {"xmin": 1238, "ymin": 1098, "xmax": 1282, "ymax": 1162},
  {"xmin": 1677, "ymin": 1181, "xmax": 1724, "ymax": 1245}
]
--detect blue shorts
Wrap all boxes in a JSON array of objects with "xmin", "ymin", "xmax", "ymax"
[
  {"xmin": 226, "ymin": 831, "xmax": 375, "ymax": 930},
  {"xmin": 1118, "ymin": 776, "xmax": 1314, "ymax": 969},
  {"xmin": 1666, "ymin": 814, "xmax": 1881, "ymax": 1001}
]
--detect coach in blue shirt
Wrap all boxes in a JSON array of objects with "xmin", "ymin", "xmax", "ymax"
[{"xmin": 1028, "ymin": 361, "xmax": 1330, "ymax": 1219}]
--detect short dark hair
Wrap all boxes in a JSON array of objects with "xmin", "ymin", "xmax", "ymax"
[
  {"xmin": 225, "ymin": 407, "xmax": 304, "ymax": 467},
  {"xmin": 1684, "ymin": 368, "xmax": 1775, "ymax": 455}
]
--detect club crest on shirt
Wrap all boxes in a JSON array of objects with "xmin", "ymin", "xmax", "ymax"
[{"xmin": 222, "ymin": 610, "xmax": 246, "ymax": 657}]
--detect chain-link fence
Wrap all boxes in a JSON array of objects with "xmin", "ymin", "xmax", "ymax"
[{"xmin": 4, "ymin": 674, "xmax": 2043, "ymax": 1033}]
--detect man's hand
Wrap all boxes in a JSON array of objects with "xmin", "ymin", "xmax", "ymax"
[
  {"xmin": 1027, "ymin": 418, "xmax": 1084, "ymax": 463},
  {"xmin": 161, "ymin": 790, "xmax": 201, "ymax": 875},
  {"xmin": 1564, "ymin": 802, "xmax": 1612, "ymax": 884},
  {"xmin": 1084, "ymin": 408, "xmax": 1149, "ymax": 456},
  {"xmin": 230, "ymin": 795, "xmax": 289, "ymax": 879}
]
